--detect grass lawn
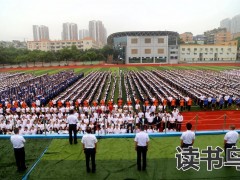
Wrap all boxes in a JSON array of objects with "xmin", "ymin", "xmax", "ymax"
[
  {"xmin": 0, "ymin": 139, "xmax": 51, "ymax": 180},
  {"xmin": 15, "ymin": 135, "xmax": 239, "ymax": 180}
]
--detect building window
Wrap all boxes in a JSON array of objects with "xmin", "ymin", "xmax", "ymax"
[
  {"xmin": 158, "ymin": 38, "xmax": 164, "ymax": 43},
  {"xmin": 205, "ymin": 48, "xmax": 208, "ymax": 51},
  {"xmin": 158, "ymin": 49, "xmax": 164, "ymax": 54},
  {"xmin": 145, "ymin": 49, "xmax": 151, "ymax": 54},
  {"xmin": 131, "ymin": 49, "xmax": 138, "ymax": 54},
  {"xmin": 145, "ymin": 38, "xmax": 151, "ymax": 43},
  {"xmin": 131, "ymin": 38, "xmax": 138, "ymax": 44},
  {"xmin": 182, "ymin": 48, "xmax": 185, "ymax": 51},
  {"xmin": 194, "ymin": 48, "xmax": 197, "ymax": 51}
]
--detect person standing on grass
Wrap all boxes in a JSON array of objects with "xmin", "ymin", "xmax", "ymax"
[
  {"xmin": 224, "ymin": 125, "xmax": 239, "ymax": 161},
  {"xmin": 67, "ymin": 109, "xmax": 78, "ymax": 144},
  {"xmin": 180, "ymin": 123, "xmax": 195, "ymax": 148},
  {"xmin": 134, "ymin": 125, "xmax": 150, "ymax": 171},
  {"xmin": 10, "ymin": 127, "xmax": 27, "ymax": 172},
  {"xmin": 81, "ymin": 127, "xmax": 98, "ymax": 173}
]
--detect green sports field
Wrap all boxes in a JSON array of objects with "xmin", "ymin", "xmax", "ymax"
[{"xmin": 1, "ymin": 135, "xmax": 240, "ymax": 180}]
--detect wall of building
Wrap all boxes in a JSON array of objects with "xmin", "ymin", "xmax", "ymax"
[
  {"xmin": 179, "ymin": 41, "xmax": 238, "ymax": 62},
  {"xmin": 126, "ymin": 36, "xmax": 169, "ymax": 64},
  {"xmin": 180, "ymin": 32, "xmax": 193, "ymax": 43},
  {"xmin": 214, "ymin": 31, "xmax": 231, "ymax": 44},
  {"xmin": 27, "ymin": 38, "xmax": 99, "ymax": 52}
]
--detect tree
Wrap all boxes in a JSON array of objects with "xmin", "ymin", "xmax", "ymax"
[
  {"xmin": 85, "ymin": 51, "xmax": 97, "ymax": 64},
  {"xmin": 101, "ymin": 45, "xmax": 114, "ymax": 59},
  {"xmin": 58, "ymin": 48, "xmax": 73, "ymax": 65},
  {"xmin": 178, "ymin": 37, "xmax": 185, "ymax": 44},
  {"xmin": 28, "ymin": 50, "xmax": 41, "ymax": 66}
]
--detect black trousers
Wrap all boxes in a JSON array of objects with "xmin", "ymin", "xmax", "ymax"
[
  {"xmin": 69, "ymin": 124, "xmax": 77, "ymax": 144},
  {"xmin": 85, "ymin": 148, "xmax": 96, "ymax": 172},
  {"xmin": 224, "ymin": 143, "xmax": 235, "ymax": 161},
  {"xmin": 176, "ymin": 122, "xmax": 182, "ymax": 132},
  {"xmin": 14, "ymin": 147, "xmax": 27, "ymax": 171},
  {"xmin": 137, "ymin": 146, "xmax": 147, "ymax": 170},
  {"xmin": 182, "ymin": 143, "xmax": 192, "ymax": 148}
]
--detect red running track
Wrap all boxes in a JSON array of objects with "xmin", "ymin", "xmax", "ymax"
[
  {"xmin": 1, "ymin": 62, "xmax": 240, "ymax": 71},
  {"xmin": 181, "ymin": 110, "xmax": 240, "ymax": 131}
]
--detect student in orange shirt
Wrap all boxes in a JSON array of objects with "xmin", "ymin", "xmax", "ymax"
[
  {"xmin": 21, "ymin": 101, "xmax": 27, "ymax": 109},
  {"xmin": 187, "ymin": 98, "xmax": 193, "ymax": 111},
  {"xmin": 31, "ymin": 102, "xmax": 36, "ymax": 108},
  {"xmin": 75, "ymin": 101, "xmax": 79, "ymax": 109},
  {"xmin": 153, "ymin": 99, "xmax": 158, "ymax": 107},
  {"xmin": 65, "ymin": 101, "xmax": 71, "ymax": 108},
  {"xmin": 127, "ymin": 99, "xmax": 132, "ymax": 106},
  {"xmin": 92, "ymin": 101, "xmax": 98, "ymax": 107},
  {"xmin": 135, "ymin": 98, "xmax": 140, "ymax": 105},
  {"xmin": 118, "ymin": 98, "xmax": 123, "ymax": 107},
  {"xmin": 48, "ymin": 100, "xmax": 53, "ymax": 107},
  {"xmin": 57, "ymin": 100, "xmax": 62, "ymax": 108},
  {"xmin": 171, "ymin": 98, "xmax": 176, "ymax": 111},
  {"xmin": 180, "ymin": 98, "xmax": 185, "ymax": 112},
  {"xmin": 14, "ymin": 101, "xmax": 19, "ymax": 108},
  {"xmin": 108, "ymin": 100, "xmax": 113, "ymax": 107},
  {"xmin": 83, "ymin": 100, "xmax": 89, "ymax": 107}
]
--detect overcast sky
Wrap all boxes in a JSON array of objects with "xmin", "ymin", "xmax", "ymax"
[{"xmin": 0, "ymin": 0, "xmax": 239, "ymax": 41}]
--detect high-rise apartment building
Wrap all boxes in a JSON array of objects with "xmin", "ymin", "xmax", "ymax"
[
  {"xmin": 62, "ymin": 23, "xmax": 78, "ymax": 40},
  {"xmin": 79, "ymin": 29, "xmax": 89, "ymax": 40},
  {"xmin": 204, "ymin": 28, "xmax": 231, "ymax": 44},
  {"xmin": 220, "ymin": 14, "xmax": 240, "ymax": 38},
  {"xmin": 89, "ymin": 20, "xmax": 107, "ymax": 46},
  {"xmin": 231, "ymin": 14, "xmax": 240, "ymax": 34},
  {"xmin": 220, "ymin": 18, "xmax": 231, "ymax": 32},
  {"xmin": 33, "ymin": 25, "xmax": 49, "ymax": 41}
]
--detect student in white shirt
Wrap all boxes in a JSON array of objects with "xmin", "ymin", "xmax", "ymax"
[
  {"xmin": 224, "ymin": 125, "xmax": 239, "ymax": 160},
  {"xmin": 176, "ymin": 113, "xmax": 183, "ymax": 132},
  {"xmin": 67, "ymin": 109, "xmax": 78, "ymax": 144},
  {"xmin": 134, "ymin": 125, "xmax": 149, "ymax": 171},
  {"xmin": 81, "ymin": 127, "xmax": 98, "ymax": 173},
  {"xmin": 180, "ymin": 123, "xmax": 195, "ymax": 148},
  {"xmin": 10, "ymin": 128, "xmax": 27, "ymax": 171}
]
